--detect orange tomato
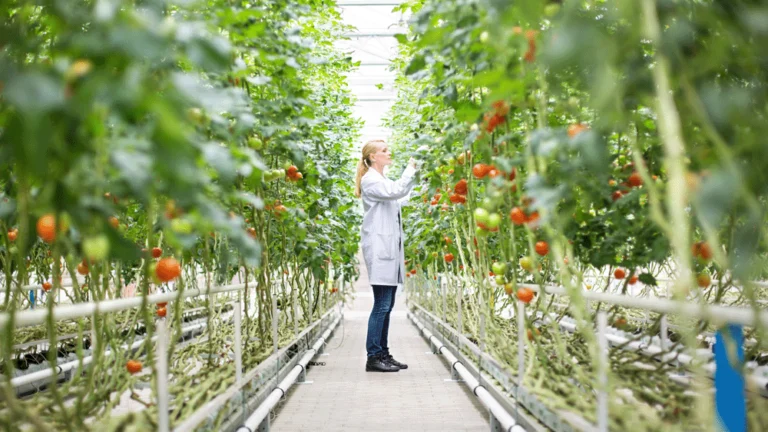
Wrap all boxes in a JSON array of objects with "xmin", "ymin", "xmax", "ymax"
[
  {"xmin": 126, "ymin": 360, "xmax": 142, "ymax": 374},
  {"xmin": 36, "ymin": 214, "xmax": 57, "ymax": 243},
  {"xmin": 156, "ymin": 257, "xmax": 181, "ymax": 283},
  {"xmin": 516, "ymin": 288, "xmax": 535, "ymax": 303},
  {"xmin": 534, "ymin": 241, "xmax": 549, "ymax": 256}
]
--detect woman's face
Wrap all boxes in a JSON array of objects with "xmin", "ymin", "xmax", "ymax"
[{"xmin": 371, "ymin": 144, "xmax": 392, "ymax": 166}]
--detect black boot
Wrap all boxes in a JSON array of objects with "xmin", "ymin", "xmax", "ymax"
[
  {"xmin": 366, "ymin": 353, "xmax": 399, "ymax": 372},
  {"xmin": 383, "ymin": 354, "xmax": 408, "ymax": 370}
]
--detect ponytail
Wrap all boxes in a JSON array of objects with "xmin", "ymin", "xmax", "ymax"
[
  {"xmin": 355, "ymin": 140, "xmax": 384, "ymax": 198},
  {"xmin": 354, "ymin": 158, "xmax": 369, "ymax": 198}
]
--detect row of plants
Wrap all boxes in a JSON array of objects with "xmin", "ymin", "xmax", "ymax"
[
  {"xmin": 388, "ymin": 0, "xmax": 768, "ymax": 430},
  {"xmin": 1, "ymin": 0, "xmax": 359, "ymax": 429}
]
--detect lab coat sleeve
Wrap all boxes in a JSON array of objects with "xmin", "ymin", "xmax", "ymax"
[
  {"xmin": 397, "ymin": 191, "xmax": 412, "ymax": 207},
  {"xmin": 362, "ymin": 165, "xmax": 417, "ymax": 202}
]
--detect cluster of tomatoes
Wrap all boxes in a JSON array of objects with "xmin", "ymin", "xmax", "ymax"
[
  {"xmin": 483, "ymin": 100, "xmax": 510, "ymax": 133},
  {"xmin": 512, "ymin": 27, "xmax": 539, "ymax": 64},
  {"xmin": 264, "ymin": 200, "xmax": 288, "ymax": 218},
  {"xmin": 286, "ymin": 165, "xmax": 303, "ymax": 182}
]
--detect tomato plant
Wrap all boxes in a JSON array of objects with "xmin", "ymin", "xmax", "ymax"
[
  {"xmin": 390, "ymin": 0, "xmax": 768, "ymax": 429},
  {"xmin": 0, "ymin": 0, "xmax": 363, "ymax": 428}
]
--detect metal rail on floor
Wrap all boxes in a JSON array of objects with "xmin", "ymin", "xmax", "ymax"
[
  {"xmin": 409, "ymin": 304, "xmax": 575, "ymax": 432},
  {"xmin": 172, "ymin": 305, "xmax": 342, "ymax": 432},
  {"xmin": 236, "ymin": 313, "xmax": 342, "ymax": 432},
  {"xmin": 408, "ymin": 310, "xmax": 527, "ymax": 432}
]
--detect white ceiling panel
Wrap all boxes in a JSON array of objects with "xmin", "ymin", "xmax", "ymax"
[{"xmin": 337, "ymin": 1, "xmax": 409, "ymax": 150}]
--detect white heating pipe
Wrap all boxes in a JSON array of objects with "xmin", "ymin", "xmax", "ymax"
[
  {"xmin": 173, "ymin": 307, "xmax": 339, "ymax": 432},
  {"xmin": 520, "ymin": 283, "xmax": 768, "ymax": 327},
  {"xmin": 410, "ymin": 313, "xmax": 526, "ymax": 432},
  {"xmin": 0, "ymin": 283, "xmax": 246, "ymax": 328},
  {"xmin": 240, "ymin": 314, "xmax": 341, "ymax": 431}
]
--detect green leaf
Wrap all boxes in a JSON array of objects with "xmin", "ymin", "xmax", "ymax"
[
  {"xmin": 111, "ymin": 150, "xmax": 152, "ymax": 198},
  {"xmin": 4, "ymin": 72, "xmax": 64, "ymax": 112},
  {"xmin": 405, "ymin": 54, "xmax": 426, "ymax": 76},
  {"xmin": 0, "ymin": 198, "xmax": 17, "ymax": 221},
  {"xmin": 638, "ymin": 273, "xmax": 657, "ymax": 286},
  {"xmin": 236, "ymin": 192, "xmax": 264, "ymax": 210},
  {"xmin": 201, "ymin": 143, "xmax": 236, "ymax": 185},
  {"xmin": 694, "ymin": 169, "xmax": 738, "ymax": 228}
]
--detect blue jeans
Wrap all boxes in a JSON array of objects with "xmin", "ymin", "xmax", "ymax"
[{"xmin": 366, "ymin": 285, "xmax": 397, "ymax": 357}]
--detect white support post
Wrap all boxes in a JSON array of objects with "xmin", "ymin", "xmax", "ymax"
[
  {"xmin": 441, "ymin": 276, "xmax": 448, "ymax": 324},
  {"xmin": 660, "ymin": 314, "xmax": 669, "ymax": 351},
  {"xmin": 293, "ymin": 279, "xmax": 299, "ymax": 337},
  {"xmin": 321, "ymin": 280, "xmax": 325, "ymax": 315},
  {"xmin": 432, "ymin": 277, "xmax": 438, "ymax": 319},
  {"xmin": 156, "ymin": 319, "xmax": 170, "ymax": 432},
  {"xmin": 272, "ymin": 292, "xmax": 279, "ymax": 355},
  {"xmin": 308, "ymin": 279, "xmax": 314, "ymax": 325},
  {"xmin": 456, "ymin": 276, "xmax": 463, "ymax": 349},
  {"xmin": 479, "ymin": 283, "xmax": 487, "ymax": 352},
  {"xmin": 516, "ymin": 300, "xmax": 525, "ymax": 422},
  {"xmin": 516, "ymin": 301, "xmax": 525, "ymax": 382},
  {"xmin": 234, "ymin": 300, "xmax": 243, "ymax": 385},
  {"xmin": 597, "ymin": 311, "xmax": 609, "ymax": 432},
  {"xmin": 91, "ymin": 313, "xmax": 98, "ymax": 353}
]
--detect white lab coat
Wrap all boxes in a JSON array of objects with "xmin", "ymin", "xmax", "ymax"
[{"xmin": 360, "ymin": 165, "xmax": 417, "ymax": 287}]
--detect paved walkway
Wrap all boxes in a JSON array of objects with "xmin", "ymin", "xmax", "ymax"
[{"xmin": 271, "ymin": 262, "xmax": 490, "ymax": 431}]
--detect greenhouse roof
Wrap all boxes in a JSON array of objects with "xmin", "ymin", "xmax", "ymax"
[{"xmin": 336, "ymin": 1, "xmax": 409, "ymax": 147}]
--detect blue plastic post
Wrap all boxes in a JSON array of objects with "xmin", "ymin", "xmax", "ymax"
[
  {"xmin": 714, "ymin": 324, "xmax": 746, "ymax": 432},
  {"xmin": 29, "ymin": 289, "xmax": 35, "ymax": 309}
]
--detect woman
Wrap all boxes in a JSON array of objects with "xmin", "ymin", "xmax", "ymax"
[{"xmin": 355, "ymin": 139, "xmax": 419, "ymax": 373}]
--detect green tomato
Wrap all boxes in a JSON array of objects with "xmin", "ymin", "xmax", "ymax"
[
  {"xmin": 481, "ymin": 197, "xmax": 496, "ymax": 211},
  {"xmin": 475, "ymin": 226, "xmax": 489, "ymax": 238},
  {"xmin": 495, "ymin": 275, "xmax": 506, "ymax": 285},
  {"xmin": 83, "ymin": 235, "xmax": 110, "ymax": 261},
  {"xmin": 480, "ymin": 31, "xmax": 489, "ymax": 43},
  {"xmin": 170, "ymin": 218, "xmax": 193, "ymax": 235},
  {"xmin": 187, "ymin": 108, "xmax": 205, "ymax": 125},
  {"xmin": 492, "ymin": 261, "xmax": 507, "ymax": 275},
  {"xmin": 474, "ymin": 208, "xmax": 490, "ymax": 225},
  {"xmin": 274, "ymin": 168, "xmax": 286, "ymax": 179},
  {"xmin": 248, "ymin": 137, "xmax": 263, "ymax": 150},
  {"xmin": 282, "ymin": 161, "xmax": 292, "ymax": 170},
  {"xmin": 56, "ymin": 213, "xmax": 71, "ymax": 233},
  {"xmin": 447, "ymin": 157, "xmax": 456, "ymax": 165},
  {"xmin": 520, "ymin": 256, "xmax": 534, "ymax": 272},
  {"xmin": 544, "ymin": 4, "xmax": 561, "ymax": 17},
  {"xmin": 486, "ymin": 213, "xmax": 502, "ymax": 230}
]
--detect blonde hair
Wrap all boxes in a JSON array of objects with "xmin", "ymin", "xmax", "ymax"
[{"xmin": 355, "ymin": 140, "xmax": 385, "ymax": 198}]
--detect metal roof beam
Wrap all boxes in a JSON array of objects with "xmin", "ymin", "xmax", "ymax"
[
  {"xmin": 337, "ymin": 2, "xmax": 402, "ymax": 6},
  {"xmin": 343, "ymin": 32, "xmax": 401, "ymax": 38}
]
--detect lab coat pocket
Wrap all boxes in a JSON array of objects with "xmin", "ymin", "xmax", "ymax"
[{"xmin": 375, "ymin": 233, "xmax": 395, "ymax": 260}]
